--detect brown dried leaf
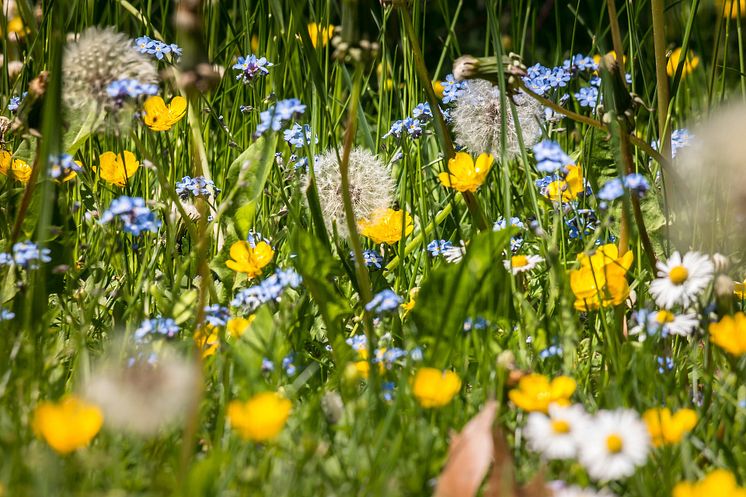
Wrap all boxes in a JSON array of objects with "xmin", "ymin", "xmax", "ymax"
[{"xmin": 433, "ymin": 400, "xmax": 498, "ymax": 497}]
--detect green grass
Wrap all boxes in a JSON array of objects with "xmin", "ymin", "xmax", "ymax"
[{"xmin": 1, "ymin": 0, "xmax": 746, "ymax": 495}]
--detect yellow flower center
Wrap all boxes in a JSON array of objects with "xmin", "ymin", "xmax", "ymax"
[
  {"xmin": 606, "ymin": 433, "xmax": 624, "ymax": 453},
  {"xmin": 669, "ymin": 265, "xmax": 689, "ymax": 285},
  {"xmin": 512, "ymin": 255, "xmax": 529, "ymax": 268},
  {"xmin": 656, "ymin": 310, "xmax": 675, "ymax": 324},
  {"xmin": 551, "ymin": 419, "xmax": 571, "ymax": 434}
]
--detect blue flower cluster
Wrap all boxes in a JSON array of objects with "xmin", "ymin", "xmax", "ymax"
[
  {"xmin": 0, "ymin": 309, "xmax": 14, "ymax": 321},
  {"xmin": 231, "ymin": 267, "xmax": 302, "ymax": 312},
  {"xmin": 106, "ymin": 79, "xmax": 159, "ymax": 103},
  {"xmin": 0, "ymin": 241, "xmax": 51, "ymax": 269},
  {"xmin": 540, "ymin": 344, "xmax": 563, "ymax": 359},
  {"xmin": 256, "ymin": 98, "xmax": 306, "ymax": 136},
  {"xmin": 426, "ymin": 239, "xmax": 453, "ymax": 257},
  {"xmin": 598, "ymin": 173, "xmax": 651, "ymax": 207},
  {"xmin": 100, "ymin": 196, "xmax": 162, "ymax": 236},
  {"xmin": 493, "ymin": 216, "xmax": 525, "ymax": 252},
  {"xmin": 351, "ymin": 249, "xmax": 383, "ymax": 270},
  {"xmin": 533, "ymin": 140, "xmax": 574, "ymax": 173},
  {"xmin": 134, "ymin": 317, "xmax": 180, "ymax": 342},
  {"xmin": 574, "ymin": 86, "xmax": 599, "ymax": 108},
  {"xmin": 7, "ymin": 92, "xmax": 26, "ymax": 112},
  {"xmin": 282, "ymin": 353, "xmax": 296, "ymax": 376},
  {"xmin": 566, "ymin": 209, "xmax": 600, "ymax": 241},
  {"xmin": 441, "ymin": 74, "xmax": 467, "ymax": 104},
  {"xmin": 383, "ymin": 102, "xmax": 434, "ymax": 140},
  {"xmin": 134, "ymin": 36, "xmax": 182, "ymax": 61},
  {"xmin": 232, "ymin": 54, "xmax": 272, "ymax": 84},
  {"xmin": 175, "ymin": 176, "xmax": 220, "ymax": 200},
  {"xmin": 653, "ymin": 128, "xmax": 693, "ymax": 158},
  {"xmin": 283, "ymin": 123, "xmax": 317, "ymax": 149},
  {"xmin": 48, "ymin": 154, "xmax": 82, "ymax": 180},
  {"xmin": 365, "ymin": 289, "xmax": 401, "ymax": 314},
  {"xmin": 204, "ymin": 305, "xmax": 230, "ymax": 327},
  {"xmin": 463, "ymin": 316, "xmax": 488, "ymax": 332}
]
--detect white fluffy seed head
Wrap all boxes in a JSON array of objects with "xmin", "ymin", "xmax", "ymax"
[
  {"xmin": 62, "ymin": 26, "xmax": 158, "ymax": 110},
  {"xmin": 451, "ymin": 79, "xmax": 543, "ymax": 160},
  {"xmin": 304, "ymin": 147, "xmax": 395, "ymax": 238},
  {"xmin": 673, "ymin": 102, "xmax": 746, "ymax": 252}
]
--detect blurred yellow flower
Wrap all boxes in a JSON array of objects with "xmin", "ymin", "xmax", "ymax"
[
  {"xmin": 667, "ymin": 48, "xmax": 700, "ymax": 78},
  {"xmin": 643, "ymin": 407, "xmax": 697, "ymax": 447},
  {"xmin": 433, "ymin": 80, "xmax": 445, "ymax": 99},
  {"xmin": 227, "ymin": 316, "xmax": 254, "ymax": 337},
  {"xmin": 194, "ymin": 325, "xmax": 219, "ymax": 357},
  {"xmin": 228, "ymin": 392, "xmax": 291, "ymax": 441},
  {"xmin": 734, "ymin": 279, "xmax": 746, "ymax": 299},
  {"xmin": 438, "ymin": 152, "xmax": 494, "ymax": 192},
  {"xmin": 225, "ymin": 240, "xmax": 274, "ymax": 277},
  {"xmin": 96, "ymin": 151, "xmax": 140, "ymax": 187},
  {"xmin": 673, "ymin": 469, "xmax": 746, "ymax": 497},
  {"xmin": 709, "ymin": 312, "xmax": 746, "ymax": 356},
  {"xmin": 308, "ymin": 22, "xmax": 334, "ymax": 48},
  {"xmin": 545, "ymin": 164, "xmax": 584, "ymax": 202},
  {"xmin": 251, "ymin": 35, "xmax": 260, "ymax": 53},
  {"xmin": 569, "ymin": 244, "xmax": 633, "ymax": 311},
  {"xmin": 143, "ymin": 95, "xmax": 187, "ymax": 131},
  {"xmin": 412, "ymin": 367, "xmax": 461, "ymax": 408},
  {"xmin": 401, "ymin": 287, "xmax": 419, "ymax": 316},
  {"xmin": 718, "ymin": 0, "xmax": 746, "ymax": 18},
  {"xmin": 358, "ymin": 208, "xmax": 414, "ymax": 245},
  {"xmin": 33, "ymin": 396, "xmax": 103, "ymax": 454},
  {"xmin": 0, "ymin": 150, "xmax": 32, "ymax": 183},
  {"xmin": 508, "ymin": 373, "xmax": 576, "ymax": 413}
]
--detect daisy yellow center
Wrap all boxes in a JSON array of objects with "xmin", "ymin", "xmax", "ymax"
[
  {"xmin": 551, "ymin": 419, "xmax": 571, "ymax": 434},
  {"xmin": 606, "ymin": 433, "xmax": 624, "ymax": 453},
  {"xmin": 656, "ymin": 310, "xmax": 675, "ymax": 324},
  {"xmin": 669, "ymin": 265, "xmax": 689, "ymax": 285},
  {"xmin": 512, "ymin": 255, "xmax": 529, "ymax": 268}
]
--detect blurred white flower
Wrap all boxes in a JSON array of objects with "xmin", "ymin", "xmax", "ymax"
[{"xmin": 524, "ymin": 403, "xmax": 589, "ymax": 460}]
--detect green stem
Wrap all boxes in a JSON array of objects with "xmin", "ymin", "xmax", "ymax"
[{"xmin": 651, "ymin": 0, "xmax": 672, "ymax": 159}]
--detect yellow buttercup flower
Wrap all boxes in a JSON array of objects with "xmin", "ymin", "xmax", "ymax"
[
  {"xmin": 412, "ymin": 367, "xmax": 461, "ymax": 408},
  {"xmin": 0, "ymin": 150, "xmax": 32, "ymax": 183},
  {"xmin": 718, "ymin": 0, "xmax": 746, "ymax": 18},
  {"xmin": 96, "ymin": 151, "xmax": 140, "ymax": 187},
  {"xmin": 228, "ymin": 392, "xmax": 291, "ymax": 441},
  {"xmin": 194, "ymin": 325, "xmax": 219, "ymax": 358},
  {"xmin": 508, "ymin": 373, "xmax": 576, "ymax": 413},
  {"xmin": 251, "ymin": 35, "xmax": 260, "ymax": 53},
  {"xmin": 569, "ymin": 244, "xmax": 633, "ymax": 311},
  {"xmin": 33, "ymin": 396, "xmax": 103, "ymax": 454},
  {"xmin": 307, "ymin": 23, "xmax": 334, "ymax": 48},
  {"xmin": 225, "ymin": 240, "xmax": 274, "ymax": 277},
  {"xmin": 358, "ymin": 208, "xmax": 414, "ymax": 245},
  {"xmin": 667, "ymin": 48, "xmax": 700, "ymax": 78},
  {"xmin": 143, "ymin": 96, "xmax": 187, "ymax": 131},
  {"xmin": 545, "ymin": 164, "xmax": 585, "ymax": 202},
  {"xmin": 438, "ymin": 152, "xmax": 494, "ymax": 193},
  {"xmin": 401, "ymin": 287, "xmax": 419, "ymax": 316},
  {"xmin": 643, "ymin": 407, "xmax": 697, "ymax": 447},
  {"xmin": 734, "ymin": 279, "xmax": 746, "ymax": 299},
  {"xmin": 227, "ymin": 316, "xmax": 254, "ymax": 338},
  {"xmin": 432, "ymin": 80, "xmax": 445, "ymax": 99},
  {"xmin": 673, "ymin": 470, "xmax": 746, "ymax": 497},
  {"xmin": 709, "ymin": 312, "xmax": 746, "ymax": 356}
]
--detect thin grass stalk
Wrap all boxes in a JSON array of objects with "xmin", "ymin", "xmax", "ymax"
[{"xmin": 651, "ymin": 0, "xmax": 671, "ymax": 160}]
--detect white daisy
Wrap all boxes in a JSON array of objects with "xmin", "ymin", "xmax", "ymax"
[
  {"xmin": 628, "ymin": 309, "xmax": 700, "ymax": 340},
  {"xmin": 575, "ymin": 409, "xmax": 651, "ymax": 481},
  {"xmin": 503, "ymin": 254, "xmax": 543, "ymax": 275},
  {"xmin": 649, "ymin": 251, "xmax": 713, "ymax": 309},
  {"xmin": 525, "ymin": 403, "xmax": 589, "ymax": 460}
]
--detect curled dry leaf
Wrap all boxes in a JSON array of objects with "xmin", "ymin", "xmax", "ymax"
[{"xmin": 434, "ymin": 400, "xmax": 498, "ymax": 497}]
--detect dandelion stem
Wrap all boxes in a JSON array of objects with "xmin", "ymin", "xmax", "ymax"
[
  {"xmin": 651, "ymin": 0, "xmax": 672, "ymax": 160},
  {"xmin": 398, "ymin": 6, "xmax": 488, "ymax": 231}
]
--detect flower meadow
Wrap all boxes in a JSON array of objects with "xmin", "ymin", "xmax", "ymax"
[{"xmin": 3, "ymin": 0, "xmax": 746, "ymax": 495}]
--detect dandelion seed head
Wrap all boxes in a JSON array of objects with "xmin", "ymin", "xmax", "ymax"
[
  {"xmin": 304, "ymin": 147, "xmax": 395, "ymax": 238},
  {"xmin": 450, "ymin": 79, "xmax": 543, "ymax": 160},
  {"xmin": 63, "ymin": 27, "xmax": 158, "ymax": 111}
]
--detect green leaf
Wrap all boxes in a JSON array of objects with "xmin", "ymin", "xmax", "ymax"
[
  {"xmin": 291, "ymin": 229, "xmax": 352, "ymax": 347},
  {"xmin": 410, "ymin": 229, "xmax": 512, "ymax": 362},
  {"xmin": 224, "ymin": 134, "xmax": 278, "ymax": 238}
]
